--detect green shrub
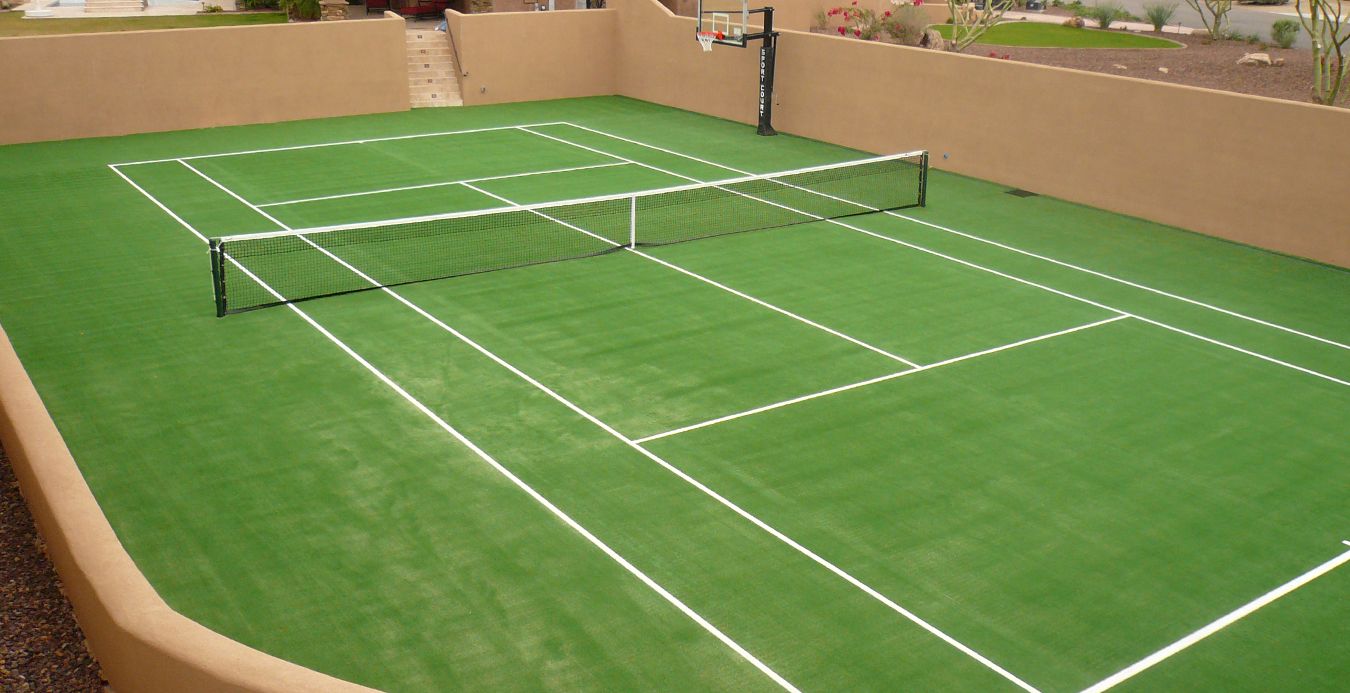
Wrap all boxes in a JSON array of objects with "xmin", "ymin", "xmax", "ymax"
[
  {"xmin": 278, "ymin": 0, "xmax": 318, "ymax": 19},
  {"xmin": 813, "ymin": 9, "xmax": 828, "ymax": 30},
  {"xmin": 1142, "ymin": 1, "xmax": 1178, "ymax": 30},
  {"xmin": 1270, "ymin": 18, "xmax": 1299, "ymax": 47},
  {"xmin": 1081, "ymin": 1, "xmax": 1128, "ymax": 29},
  {"xmin": 240, "ymin": 0, "xmax": 280, "ymax": 8},
  {"xmin": 201, "ymin": 3, "xmax": 223, "ymax": 11}
]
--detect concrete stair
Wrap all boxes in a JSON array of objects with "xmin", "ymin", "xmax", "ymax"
[
  {"xmin": 406, "ymin": 29, "xmax": 462, "ymax": 108},
  {"xmin": 84, "ymin": 0, "xmax": 145, "ymax": 12}
]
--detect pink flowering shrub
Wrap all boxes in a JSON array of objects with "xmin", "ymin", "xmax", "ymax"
[{"xmin": 825, "ymin": 0, "xmax": 929, "ymax": 44}]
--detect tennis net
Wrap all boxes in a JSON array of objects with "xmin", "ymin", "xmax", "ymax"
[{"xmin": 210, "ymin": 150, "xmax": 927, "ymax": 316}]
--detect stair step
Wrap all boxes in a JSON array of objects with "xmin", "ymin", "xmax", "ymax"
[{"xmin": 404, "ymin": 31, "xmax": 460, "ymax": 108}]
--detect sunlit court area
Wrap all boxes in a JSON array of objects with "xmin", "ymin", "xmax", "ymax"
[{"xmin": 0, "ymin": 0, "xmax": 1346, "ymax": 690}]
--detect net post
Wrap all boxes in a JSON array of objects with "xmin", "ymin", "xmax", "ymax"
[
  {"xmin": 629, "ymin": 195, "xmax": 637, "ymax": 248},
  {"xmin": 918, "ymin": 152, "xmax": 929, "ymax": 207},
  {"xmin": 209, "ymin": 238, "xmax": 226, "ymax": 318}
]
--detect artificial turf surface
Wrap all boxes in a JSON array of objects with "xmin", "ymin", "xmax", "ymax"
[
  {"xmin": 935, "ymin": 23, "xmax": 1182, "ymax": 48},
  {"xmin": 0, "ymin": 96, "xmax": 1345, "ymax": 691}
]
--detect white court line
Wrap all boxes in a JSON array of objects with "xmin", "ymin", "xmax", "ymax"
[
  {"xmin": 215, "ymin": 150, "xmax": 923, "ymax": 244},
  {"xmin": 109, "ymin": 163, "xmax": 800, "ymax": 693},
  {"xmin": 555, "ymin": 122, "xmax": 1350, "ymax": 353},
  {"xmin": 178, "ymin": 160, "xmax": 295, "ymax": 232},
  {"xmin": 257, "ymin": 161, "xmax": 630, "ymax": 208},
  {"xmin": 636, "ymin": 315, "xmax": 1129, "ymax": 444},
  {"xmin": 110, "ymin": 121, "xmax": 569, "ymax": 167},
  {"xmin": 1082, "ymin": 541, "xmax": 1350, "ymax": 693},
  {"xmin": 531, "ymin": 125, "xmax": 1349, "ymax": 389},
  {"xmin": 180, "ymin": 162, "xmax": 1027, "ymax": 691},
  {"xmin": 458, "ymin": 182, "xmax": 921, "ymax": 369},
  {"xmin": 361, "ymin": 180, "xmax": 1037, "ymax": 692},
  {"xmin": 883, "ymin": 210, "xmax": 1350, "ymax": 351}
]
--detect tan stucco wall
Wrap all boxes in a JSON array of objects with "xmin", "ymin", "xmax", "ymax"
[
  {"xmin": 446, "ymin": 7, "xmax": 617, "ymax": 105},
  {"xmin": 0, "ymin": 4, "xmax": 1345, "ymax": 691},
  {"xmin": 0, "ymin": 326, "xmax": 378, "ymax": 693},
  {"xmin": 0, "ymin": 17, "xmax": 410, "ymax": 146},
  {"xmin": 615, "ymin": 0, "xmax": 1350, "ymax": 266}
]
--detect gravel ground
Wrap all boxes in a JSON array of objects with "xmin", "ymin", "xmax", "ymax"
[
  {"xmin": 975, "ymin": 29, "xmax": 1323, "ymax": 104},
  {"xmin": 0, "ymin": 445, "xmax": 106, "ymax": 692}
]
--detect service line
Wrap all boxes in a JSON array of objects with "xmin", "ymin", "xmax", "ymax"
[
  {"xmin": 257, "ymin": 161, "xmax": 630, "ymax": 208},
  {"xmin": 635, "ymin": 314, "xmax": 1129, "ymax": 445}
]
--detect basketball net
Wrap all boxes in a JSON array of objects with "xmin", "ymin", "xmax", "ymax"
[{"xmin": 697, "ymin": 31, "xmax": 717, "ymax": 52}]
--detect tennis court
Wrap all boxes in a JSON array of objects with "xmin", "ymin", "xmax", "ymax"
[{"xmin": 1, "ymin": 96, "xmax": 1346, "ymax": 691}]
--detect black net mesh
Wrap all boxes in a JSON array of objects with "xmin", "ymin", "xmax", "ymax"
[{"xmin": 212, "ymin": 152, "xmax": 926, "ymax": 315}]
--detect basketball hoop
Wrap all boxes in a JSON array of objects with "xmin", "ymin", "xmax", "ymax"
[{"xmin": 697, "ymin": 31, "xmax": 718, "ymax": 52}]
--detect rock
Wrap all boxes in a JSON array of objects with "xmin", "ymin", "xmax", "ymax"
[
  {"xmin": 1062, "ymin": 16, "xmax": 1085, "ymax": 28},
  {"xmin": 1236, "ymin": 52, "xmax": 1272, "ymax": 66},
  {"xmin": 1158, "ymin": 66, "xmax": 1170, "ymax": 73},
  {"xmin": 920, "ymin": 27, "xmax": 946, "ymax": 51},
  {"xmin": 1113, "ymin": 63, "xmax": 1129, "ymax": 70}
]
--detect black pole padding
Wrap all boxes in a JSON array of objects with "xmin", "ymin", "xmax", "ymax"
[
  {"xmin": 918, "ymin": 151, "xmax": 929, "ymax": 207},
  {"xmin": 756, "ymin": 7, "xmax": 778, "ymax": 136},
  {"xmin": 209, "ymin": 238, "xmax": 226, "ymax": 318}
]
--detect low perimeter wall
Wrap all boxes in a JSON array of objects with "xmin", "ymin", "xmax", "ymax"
[
  {"xmin": 0, "ymin": 327, "xmax": 377, "ymax": 692},
  {"xmin": 0, "ymin": 16, "xmax": 410, "ymax": 146},
  {"xmin": 614, "ymin": 0, "xmax": 1350, "ymax": 267},
  {"xmin": 0, "ymin": 5, "xmax": 1346, "ymax": 692},
  {"xmin": 446, "ymin": 7, "xmax": 617, "ymax": 105}
]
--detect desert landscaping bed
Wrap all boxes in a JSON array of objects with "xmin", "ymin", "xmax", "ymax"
[
  {"xmin": 0, "ymin": 445, "xmax": 104, "ymax": 692},
  {"xmin": 978, "ymin": 32, "xmax": 1317, "ymax": 103}
]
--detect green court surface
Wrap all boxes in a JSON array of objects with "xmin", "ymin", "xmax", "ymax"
[{"xmin": 0, "ymin": 96, "xmax": 1346, "ymax": 691}]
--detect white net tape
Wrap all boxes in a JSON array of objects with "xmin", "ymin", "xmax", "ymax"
[{"xmin": 697, "ymin": 31, "xmax": 716, "ymax": 52}]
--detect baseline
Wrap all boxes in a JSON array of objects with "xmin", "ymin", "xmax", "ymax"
[
  {"xmin": 109, "ymin": 121, "xmax": 569, "ymax": 168},
  {"xmin": 107, "ymin": 162, "xmax": 799, "ymax": 693},
  {"xmin": 529, "ymin": 125, "xmax": 1348, "ymax": 389},
  {"xmin": 556, "ymin": 122, "xmax": 1349, "ymax": 352},
  {"xmin": 636, "ymin": 314, "xmax": 1129, "ymax": 444},
  {"xmin": 1082, "ymin": 541, "xmax": 1350, "ymax": 693}
]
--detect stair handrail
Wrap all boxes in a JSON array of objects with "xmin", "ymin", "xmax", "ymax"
[{"xmin": 444, "ymin": 10, "xmax": 467, "ymax": 79}]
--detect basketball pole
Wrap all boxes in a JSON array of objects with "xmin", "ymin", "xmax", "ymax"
[
  {"xmin": 697, "ymin": 4, "xmax": 779, "ymax": 135},
  {"xmin": 747, "ymin": 7, "xmax": 779, "ymax": 136}
]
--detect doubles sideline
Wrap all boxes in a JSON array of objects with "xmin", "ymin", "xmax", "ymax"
[
  {"xmin": 542, "ymin": 122, "xmax": 1349, "ymax": 389},
  {"xmin": 168, "ymin": 147, "xmax": 1037, "ymax": 690},
  {"xmin": 107, "ymin": 161, "xmax": 802, "ymax": 693}
]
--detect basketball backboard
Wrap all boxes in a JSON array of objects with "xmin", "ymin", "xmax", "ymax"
[{"xmin": 696, "ymin": 0, "xmax": 749, "ymax": 47}]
